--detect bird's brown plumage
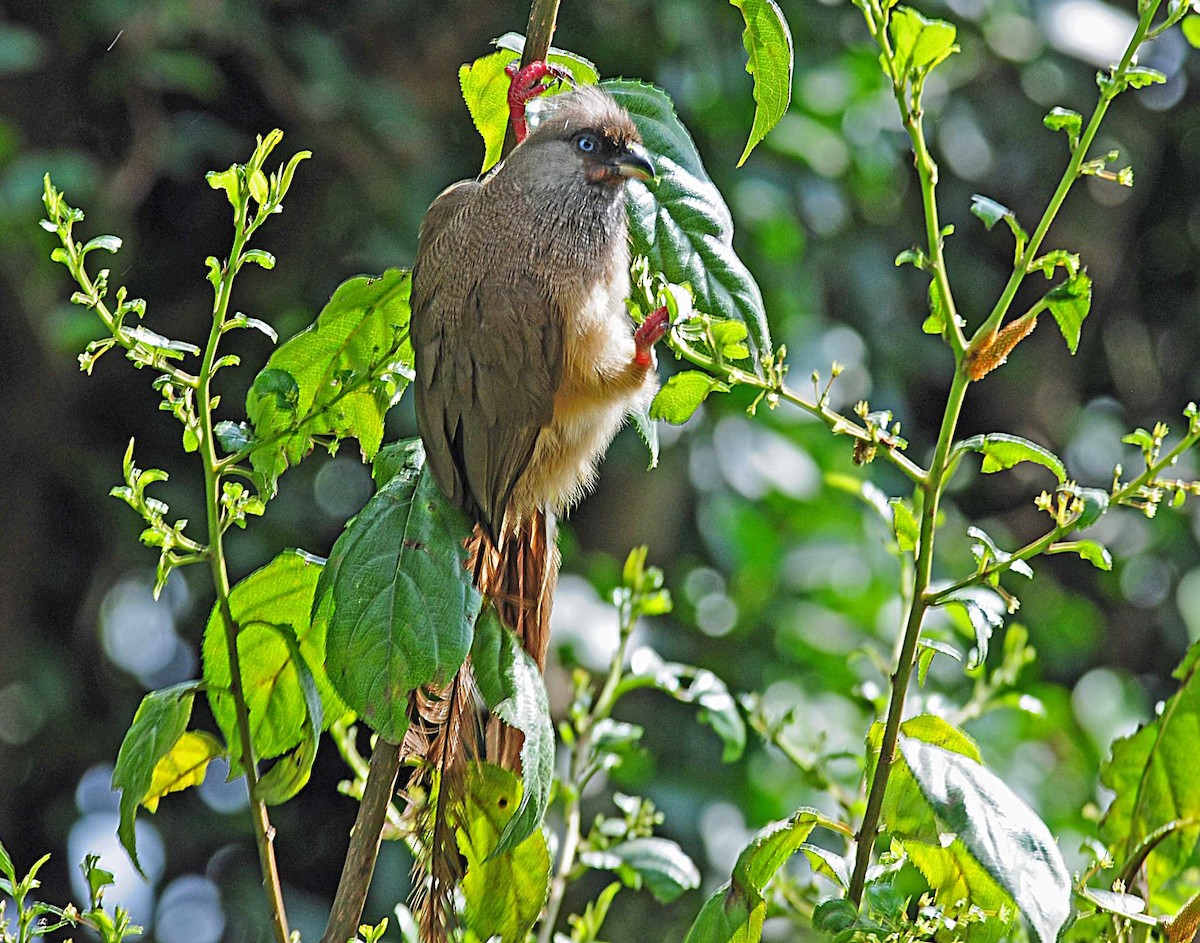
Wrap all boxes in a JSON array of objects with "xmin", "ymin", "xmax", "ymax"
[{"xmin": 407, "ymin": 85, "xmax": 659, "ymax": 938}]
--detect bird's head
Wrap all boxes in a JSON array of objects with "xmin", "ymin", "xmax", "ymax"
[{"xmin": 517, "ymin": 85, "xmax": 656, "ymax": 187}]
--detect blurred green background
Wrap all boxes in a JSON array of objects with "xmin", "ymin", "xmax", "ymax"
[{"xmin": 2, "ymin": 0, "xmax": 1199, "ymax": 939}]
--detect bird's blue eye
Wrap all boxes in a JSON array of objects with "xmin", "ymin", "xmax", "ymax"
[{"xmin": 575, "ymin": 133, "xmax": 598, "ymax": 153}]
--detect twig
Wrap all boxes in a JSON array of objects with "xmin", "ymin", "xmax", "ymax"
[
  {"xmin": 321, "ymin": 739, "xmax": 404, "ymax": 943},
  {"xmin": 501, "ymin": 0, "xmax": 563, "ymax": 158}
]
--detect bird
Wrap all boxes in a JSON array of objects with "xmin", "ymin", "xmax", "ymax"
[{"xmin": 405, "ymin": 78, "xmax": 669, "ymax": 938}]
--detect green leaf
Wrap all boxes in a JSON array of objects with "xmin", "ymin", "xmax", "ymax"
[
  {"xmin": 940, "ymin": 586, "xmax": 1006, "ymax": 668},
  {"xmin": 969, "ymin": 195, "xmax": 1014, "ymax": 232},
  {"xmin": 111, "ymin": 682, "xmax": 199, "ymax": 873},
  {"xmin": 729, "ymin": 0, "xmax": 794, "ymax": 166},
  {"xmin": 246, "ymin": 269, "xmax": 413, "ymax": 493},
  {"xmin": 316, "ymin": 439, "xmax": 480, "ymax": 741},
  {"xmin": 125, "ymin": 326, "xmax": 201, "ymax": 357},
  {"xmin": 1100, "ymin": 656, "xmax": 1200, "ymax": 891},
  {"xmin": 1125, "ymin": 66, "xmax": 1166, "ymax": 89},
  {"xmin": 1183, "ymin": 15, "xmax": 1200, "ymax": 48},
  {"xmin": 923, "ymin": 278, "xmax": 946, "ymax": 335},
  {"xmin": 631, "ymin": 402, "xmax": 660, "ymax": 469},
  {"xmin": 458, "ymin": 38, "xmax": 599, "ymax": 174},
  {"xmin": 800, "ymin": 844, "xmax": 850, "ymax": 888},
  {"xmin": 604, "ymin": 80, "xmax": 773, "ymax": 369},
  {"xmin": 900, "ymin": 738, "xmax": 1072, "ymax": 943},
  {"xmin": 628, "ymin": 648, "xmax": 746, "ymax": 761},
  {"xmin": 82, "ymin": 234, "xmax": 122, "ymax": 256},
  {"xmin": 888, "ymin": 497, "xmax": 918, "ymax": 553},
  {"xmin": 142, "ymin": 730, "xmax": 223, "ymax": 813},
  {"xmin": 956, "ymin": 433, "xmax": 1066, "ymax": 482},
  {"xmin": 870, "ymin": 715, "xmax": 981, "ymax": 842},
  {"xmin": 903, "ymin": 838, "xmax": 1015, "ymax": 938},
  {"xmin": 203, "ymin": 550, "xmax": 338, "ymax": 770},
  {"xmin": 683, "ymin": 809, "xmax": 818, "ymax": 943},
  {"xmin": 650, "ymin": 370, "xmax": 728, "ymax": 424},
  {"xmin": 253, "ymin": 625, "xmax": 324, "ymax": 805},
  {"xmin": 459, "ymin": 763, "xmax": 551, "ymax": 943},
  {"xmin": 470, "ymin": 606, "xmax": 554, "ymax": 854},
  {"xmin": 242, "ymin": 248, "xmax": 275, "ymax": 270},
  {"xmin": 1043, "ymin": 107, "xmax": 1082, "ymax": 148},
  {"xmin": 968, "ymin": 525, "xmax": 1034, "ymax": 578},
  {"xmin": 812, "ymin": 898, "xmax": 858, "ymax": 933},
  {"xmin": 583, "ymin": 837, "xmax": 700, "ymax": 904},
  {"xmin": 890, "ymin": 7, "xmax": 959, "ymax": 79},
  {"xmin": 1047, "ymin": 539, "xmax": 1112, "ymax": 571},
  {"xmin": 1044, "ymin": 269, "xmax": 1091, "ymax": 354}
]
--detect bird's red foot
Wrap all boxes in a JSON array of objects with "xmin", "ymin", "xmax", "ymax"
[
  {"xmin": 506, "ymin": 59, "xmax": 574, "ymax": 143},
  {"xmin": 634, "ymin": 306, "xmax": 670, "ymax": 367}
]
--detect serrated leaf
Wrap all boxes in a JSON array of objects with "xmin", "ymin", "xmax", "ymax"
[
  {"xmin": 112, "ymin": 682, "xmax": 199, "ymax": 872},
  {"xmin": 903, "ymin": 838, "xmax": 1015, "ymax": 938},
  {"xmin": 650, "ymin": 370, "xmax": 728, "ymax": 424},
  {"xmin": 683, "ymin": 809, "xmax": 818, "ymax": 943},
  {"xmin": 214, "ymin": 420, "xmax": 252, "ymax": 453},
  {"xmin": 604, "ymin": 80, "xmax": 772, "ymax": 369},
  {"xmin": 458, "ymin": 38, "xmax": 599, "ymax": 174},
  {"xmin": 246, "ymin": 268, "xmax": 413, "ymax": 493},
  {"xmin": 316, "ymin": 439, "xmax": 479, "ymax": 741},
  {"xmin": 628, "ymin": 647, "xmax": 746, "ymax": 761},
  {"xmin": 957, "ymin": 433, "xmax": 1066, "ymax": 482},
  {"xmin": 242, "ymin": 249, "xmax": 275, "ymax": 269},
  {"xmin": 800, "ymin": 843, "xmax": 849, "ymax": 888},
  {"xmin": 584, "ymin": 837, "xmax": 700, "ymax": 904},
  {"xmin": 632, "ymin": 402, "xmax": 660, "ymax": 469},
  {"xmin": 1100, "ymin": 656, "xmax": 1200, "ymax": 891},
  {"xmin": 142, "ymin": 730, "xmax": 223, "ymax": 813},
  {"xmin": 729, "ymin": 0, "xmax": 793, "ymax": 166},
  {"xmin": 1045, "ymin": 269, "xmax": 1091, "ymax": 354},
  {"xmin": 459, "ymin": 763, "xmax": 551, "ymax": 943},
  {"xmin": 470, "ymin": 607, "xmax": 554, "ymax": 854},
  {"xmin": 203, "ymin": 550, "xmax": 339, "ymax": 772},
  {"xmin": 900, "ymin": 738, "xmax": 1072, "ymax": 943},
  {"xmin": 1126, "ymin": 66, "xmax": 1166, "ymax": 88}
]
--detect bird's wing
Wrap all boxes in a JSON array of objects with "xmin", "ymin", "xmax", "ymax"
[{"xmin": 412, "ymin": 181, "xmax": 564, "ymax": 538}]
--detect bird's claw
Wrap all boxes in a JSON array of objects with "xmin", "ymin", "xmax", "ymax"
[
  {"xmin": 634, "ymin": 306, "xmax": 670, "ymax": 367},
  {"xmin": 506, "ymin": 59, "xmax": 574, "ymax": 143}
]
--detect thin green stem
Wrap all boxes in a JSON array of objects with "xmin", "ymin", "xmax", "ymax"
[
  {"xmin": 538, "ymin": 596, "xmax": 638, "ymax": 943},
  {"xmin": 967, "ymin": 1, "xmax": 1159, "ymax": 353},
  {"xmin": 199, "ymin": 209, "xmax": 289, "ymax": 943},
  {"xmin": 849, "ymin": 365, "xmax": 970, "ymax": 905},
  {"xmin": 669, "ymin": 338, "xmax": 928, "ymax": 485}
]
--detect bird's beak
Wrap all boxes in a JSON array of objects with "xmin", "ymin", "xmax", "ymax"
[{"xmin": 611, "ymin": 142, "xmax": 656, "ymax": 181}]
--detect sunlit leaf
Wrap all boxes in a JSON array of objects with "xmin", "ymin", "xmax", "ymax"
[
  {"xmin": 143, "ymin": 730, "xmax": 223, "ymax": 813},
  {"xmin": 729, "ymin": 0, "xmax": 793, "ymax": 166},
  {"xmin": 956, "ymin": 433, "xmax": 1066, "ymax": 482}
]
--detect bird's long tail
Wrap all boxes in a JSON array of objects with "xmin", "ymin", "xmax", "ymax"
[{"xmin": 405, "ymin": 508, "xmax": 559, "ymax": 940}]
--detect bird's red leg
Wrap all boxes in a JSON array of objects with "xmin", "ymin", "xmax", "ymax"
[
  {"xmin": 634, "ymin": 306, "xmax": 670, "ymax": 367},
  {"xmin": 506, "ymin": 60, "xmax": 574, "ymax": 143}
]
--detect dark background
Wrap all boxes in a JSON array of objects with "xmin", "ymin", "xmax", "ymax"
[{"xmin": 2, "ymin": 1, "xmax": 1199, "ymax": 939}]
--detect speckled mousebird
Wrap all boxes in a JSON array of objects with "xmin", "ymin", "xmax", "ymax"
[{"xmin": 406, "ymin": 80, "xmax": 669, "ymax": 938}]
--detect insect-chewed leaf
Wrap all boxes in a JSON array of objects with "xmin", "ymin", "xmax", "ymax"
[
  {"xmin": 604, "ymin": 79, "xmax": 772, "ymax": 370},
  {"xmin": 459, "ymin": 35, "xmax": 599, "ymax": 174},
  {"xmin": 458, "ymin": 763, "xmax": 551, "ymax": 943},
  {"xmin": 470, "ymin": 606, "xmax": 554, "ymax": 854},
  {"xmin": 203, "ymin": 549, "xmax": 338, "ymax": 776},
  {"xmin": 316, "ymin": 438, "xmax": 480, "ymax": 742},
  {"xmin": 245, "ymin": 268, "xmax": 413, "ymax": 494},
  {"xmin": 899, "ymin": 738, "xmax": 1072, "ymax": 943},
  {"xmin": 112, "ymin": 682, "xmax": 200, "ymax": 872},
  {"xmin": 729, "ymin": 0, "xmax": 793, "ymax": 166},
  {"xmin": 683, "ymin": 809, "xmax": 818, "ymax": 943}
]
